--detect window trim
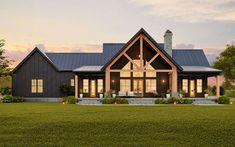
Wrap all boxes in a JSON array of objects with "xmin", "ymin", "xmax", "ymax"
[
  {"xmin": 182, "ymin": 79, "xmax": 188, "ymax": 93},
  {"xmin": 197, "ymin": 79, "xmax": 203, "ymax": 93}
]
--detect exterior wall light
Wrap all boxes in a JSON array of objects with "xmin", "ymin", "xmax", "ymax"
[
  {"xmin": 112, "ymin": 80, "xmax": 115, "ymax": 83},
  {"xmin": 162, "ymin": 79, "xmax": 165, "ymax": 83}
]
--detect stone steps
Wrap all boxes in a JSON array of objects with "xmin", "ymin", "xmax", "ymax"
[
  {"xmin": 193, "ymin": 99, "xmax": 217, "ymax": 105},
  {"xmin": 128, "ymin": 98, "xmax": 156, "ymax": 105},
  {"xmin": 78, "ymin": 99, "xmax": 102, "ymax": 105}
]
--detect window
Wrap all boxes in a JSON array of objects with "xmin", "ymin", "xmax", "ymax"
[
  {"xmin": 120, "ymin": 62, "xmax": 131, "ymax": 77},
  {"xmin": 146, "ymin": 61, "xmax": 156, "ymax": 77},
  {"xmin": 37, "ymin": 79, "xmax": 43, "ymax": 93},
  {"xmin": 31, "ymin": 79, "xmax": 43, "ymax": 93},
  {"xmin": 31, "ymin": 79, "xmax": 37, "ymax": 93},
  {"xmin": 197, "ymin": 79, "xmax": 202, "ymax": 93},
  {"xmin": 97, "ymin": 79, "xmax": 103, "ymax": 93},
  {"xmin": 146, "ymin": 79, "xmax": 156, "ymax": 93},
  {"xmin": 182, "ymin": 79, "xmax": 188, "ymax": 93},
  {"xmin": 83, "ymin": 79, "xmax": 89, "ymax": 93},
  {"xmin": 133, "ymin": 60, "xmax": 143, "ymax": 77},
  {"xmin": 70, "ymin": 79, "xmax": 75, "ymax": 87},
  {"xmin": 120, "ymin": 79, "xmax": 130, "ymax": 92}
]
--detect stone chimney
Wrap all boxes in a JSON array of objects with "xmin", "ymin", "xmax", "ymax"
[{"xmin": 164, "ymin": 30, "xmax": 173, "ymax": 56}]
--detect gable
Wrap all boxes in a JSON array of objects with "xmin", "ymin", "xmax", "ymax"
[
  {"xmin": 103, "ymin": 28, "xmax": 182, "ymax": 71},
  {"xmin": 13, "ymin": 48, "xmax": 58, "ymax": 73}
]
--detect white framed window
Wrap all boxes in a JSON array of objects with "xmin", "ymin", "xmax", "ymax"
[
  {"xmin": 182, "ymin": 79, "xmax": 188, "ymax": 93},
  {"xmin": 197, "ymin": 79, "xmax": 202, "ymax": 93},
  {"xmin": 70, "ymin": 79, "xmax": 75, "ymax": 87},
  {"xmin": 97, "ymin": 79, "xmax": 103, "ymax": 93},
  {"xmin": 31, "ymin": 79, "xmax": 43, "ymax": 93},
  {"xmin": 146, "ymin": 79, "xmax": 156, "ymax": 93},
  {"xmin": 83, "ymin": 79, "xmax": 89, "ymax": 93},
  {"xmin": 120, "ymin": 79, "xmax": 131, "ymax": 92}
]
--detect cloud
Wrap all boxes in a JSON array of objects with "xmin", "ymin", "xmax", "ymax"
[
  {"xmin": 174, "ymin": 43, "xmax": 195, "ymax": 49},
  {"xmin": 130, "ymin": 0, "xmax": 235, "ymax": 22}
]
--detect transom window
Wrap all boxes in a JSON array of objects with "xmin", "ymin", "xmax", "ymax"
[
  {"xmin": 120, "ymin": 79, "xmax": 131, "ymax": 92},
  {"xmin": 146, "ymin": 79, "xmax": 156, "ymax": 93},
  {"xmin": 97, "ymin": 79, "xmax": 103, "ymax": 93},
  {"xmin": 182, "ymin": 79, "xmax": 188, "ymax": 93},
  {"xmin": 197, "ymin": 79, "xmax": 202, "ymax": 93},
  {"xmin": 83, "ymin": 79, "xmax": 89, "ymax": 93},
  {"xmin": 31, "ymin": 79, "xmax": 43, "ymax": 93}
]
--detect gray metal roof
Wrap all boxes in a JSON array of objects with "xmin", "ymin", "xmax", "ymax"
[
  {"xmin": 45, "ymin": 44, "xmax": 211, "ymax": 72},
  {"xmin": 46, "ymin": 53, "xmax": 103, "ymax": 71},
  {"xmin": 73, "ymin": 66, "xmax": 103, "ymax": 72},
  {"xmin": 172, "ymin": 49, "xmax": 210, "ymax": 67},
  {"xmin": 181, "ymin": 66, "xmax": 221, "ymax": 73}
]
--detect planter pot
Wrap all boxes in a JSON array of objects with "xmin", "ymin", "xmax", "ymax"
[
  {"xmin": 80, "ymin": 94, "xmax": 83, "ymax": 98},
  {"xmin": 99, "ymin": 94, "xmax": 103, "ymax": 98},
  {"xmin": 112, "ymin": 94, "xmax": 116, "ymax": 98},
  {"xmin": 204, "ymin": 94, "xmax": 209, "ymax": 98},
  {"xmin": 179, "ymin": 94, "xmax": 183, "ymax": 98},
  {"xmin": 166, "ymin": 94, "xmax": 171, "ymax": 98}
]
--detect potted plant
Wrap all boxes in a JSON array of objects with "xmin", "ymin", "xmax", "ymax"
[
  {"xmin": 79, "ymin": 88, "xmax": 83, "ymax": 98},
  {"xmin": 99, "ymin": 89, "xmax": 103, "ymax": 98},
  {"xmin": 179, "ymin": 90, "xmax": 186, "ymax": 98},
  {"xmin": 166, "ymin": 89, "xmax": 171, "ymax": 98},
  {"xmin": 204, "ymin": 89, "xmax": 209, "ymax": 98},
  {"xmin": 112, "ymin": 90, "xmax": 116, "ymax": 98}
]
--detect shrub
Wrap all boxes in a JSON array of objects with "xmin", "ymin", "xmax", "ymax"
[
  {"xmin": 167, "ymin": 97, "xmax": 178, "ymax": 104},
  {"xmin": 101, "ymin": 98, "xmax": 128, "ymax": 104},
  {"xmin": 60, "ymin": 84, "xmax": 75, "ymax": 97},
  {"xmin": 225, "ymin": 90, "xmax": 235, "ymax": 98},
  {"xmin": 177, "ymin": 98, "xmax": 185, "ymax": 104},
  {"xmin": 155, "ymin": 99, "xmax": 167, "ymax": 104},
  {"xmin": 0, "ymin": 87, "xmax": 12, "ymax": 95},
  {"xmin": 218, "ymin": 96, "xmax": 230, "ymax": 104},
  {"xmin": 183, "ymin": 99, "xmax": 193, "ymax": 104},
  {"xmin": 1, "ymin": 96, "xmax": 24, "ymax": 103},
  {"xmin": 63, "ymin": 96, "xmax": 77, "ymax": 104},
  {"xmin": 212, "ymin": 86, "xmax": 225, "ymax": 96}
]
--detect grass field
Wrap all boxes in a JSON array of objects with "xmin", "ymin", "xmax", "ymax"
[{"xmin": 0, "ymin": 103, "xmax": 235, "ymax": 146}]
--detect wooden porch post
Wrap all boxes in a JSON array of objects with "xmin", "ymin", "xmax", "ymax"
[
  {"xmin": 105, "ymin": 66, "xmax": 110, "ymax": 92},
  {"xmin": 216, "ymin": 75, "xmax": 220, "ymax": 98},
  {"xmin": 75, "ymin": 75, "xmax": 78, "ymax": 98},
  {"xmin": 172, "ymin": 67, "xmax": 178, "ymax": 96}
]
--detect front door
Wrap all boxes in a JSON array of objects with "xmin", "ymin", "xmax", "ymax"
[
  {"xmin": 133, "ymin": 79, "xmax": 143, "ymax": 96},
  {"xmin": 190, "ymin": 80, "xmax": 195, "ymax": 97},
  {"xmin": 90, "ymin": 80, "xmax": 96, "ymax": 97}
]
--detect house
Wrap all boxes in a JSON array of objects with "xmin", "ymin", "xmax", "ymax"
[{"xmin": 12, "ymin": 28, "xmax": 221, "ymax": 102}]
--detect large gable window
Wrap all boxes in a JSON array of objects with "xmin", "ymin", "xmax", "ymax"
[
  {"xmin": 120, "ymin": 62, "xmax": 131, "ymax": 77},
  {"xmin": 133, "ymin": 60, "xmax": 143, "ymax": 77},
  {"xmin": 145, "ymin": 61, "xmax": 156, "ymax": 77},
  {"xmin": 31, "ymin": 79, "xmax": 43, "ymax": 93},
  {"xmin": 120, "ymin": 79, "xmax": 130, "ymax": 92},
  {"xmin": 146, "ymin": 79, "xmax": 156, "ymax": 93}
]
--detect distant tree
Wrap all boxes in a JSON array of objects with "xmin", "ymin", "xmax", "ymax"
[
  {"xmin": 0, "ymin": 39, "xmax": 13, "ymax": 77},
  {"xmin": 213, "ymin": 44, "xmax": 235, "ymax": 88}
]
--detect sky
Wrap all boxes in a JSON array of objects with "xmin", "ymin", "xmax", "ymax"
[{"xmin": 1, "ymin": 0, "xmax": 235, "ymax": 67}]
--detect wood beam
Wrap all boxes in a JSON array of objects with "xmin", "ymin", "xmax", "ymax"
[
  {"xmin": 140, "ymin": 36, "xmax": 143, "ymax": 69},
  {"xmin": 109, "ymin": 36, "xmax": 141, "ymax": 67},
  {"xmin": 143, "ymin": 35, "xmax": 175, "ymax": 68},
  {"xmin": 124, "ymin": 53, "xmax": 140, "ymax": 69},
  {"xmin": 144, "ymin": 53, "xmax": 160, "ymax": 69},
  {"xmin": 75, "ymin": 75, "xmax": 78, "ymax": 98},
  {"xmin": 110, "ymin": 69, "xmax": 173, "ymax": 72},
  {"xmin": 105, "ymin": 66, "xmax": 110, "ymax": 92},
  {"xmin": 171, "ymin": 67, "xmax": 178, "ymax": 94},
  {"xmin": 216, "ymin": 75, "xmax": 220, "ymax": 98}
]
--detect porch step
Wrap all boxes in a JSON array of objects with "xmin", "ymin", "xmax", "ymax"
[
  {"xmin": 78, "ymin": 99, "xmax": 102, "ymax": 105},
  {"xmin": 193, "ymin": 99, "xmax": 217, "ymax": 105},
  {"xmin": 128, "ymin": 98, "xmax": 156, "ymax": 105}
]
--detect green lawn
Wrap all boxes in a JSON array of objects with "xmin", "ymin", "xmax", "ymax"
[{"xmin": 0, "ymin": 103, "xmax": 235, "ymax": 146}]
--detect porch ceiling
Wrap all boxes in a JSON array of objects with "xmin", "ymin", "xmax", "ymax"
[{"xmin": 181, "ymin": 66, "xmax": 222, "ymax": 73}]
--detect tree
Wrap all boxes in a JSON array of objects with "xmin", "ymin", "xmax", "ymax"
[
  {"xmin": 213, "ymin": 44, "xmax": 235, "ymax": 88},
  {"xmin": 0, "ymin": 39, "xmax": 13, "ymax": 77}
]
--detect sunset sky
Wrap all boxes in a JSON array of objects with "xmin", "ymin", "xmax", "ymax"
[{"xmin": 1, "ymin": 0, "xmax": 235, "ymax": 67}]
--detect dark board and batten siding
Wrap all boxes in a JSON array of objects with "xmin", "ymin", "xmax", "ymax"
[{"xmin": 12, "ymin": 51, "xmax": 75, "ymax": 98}]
